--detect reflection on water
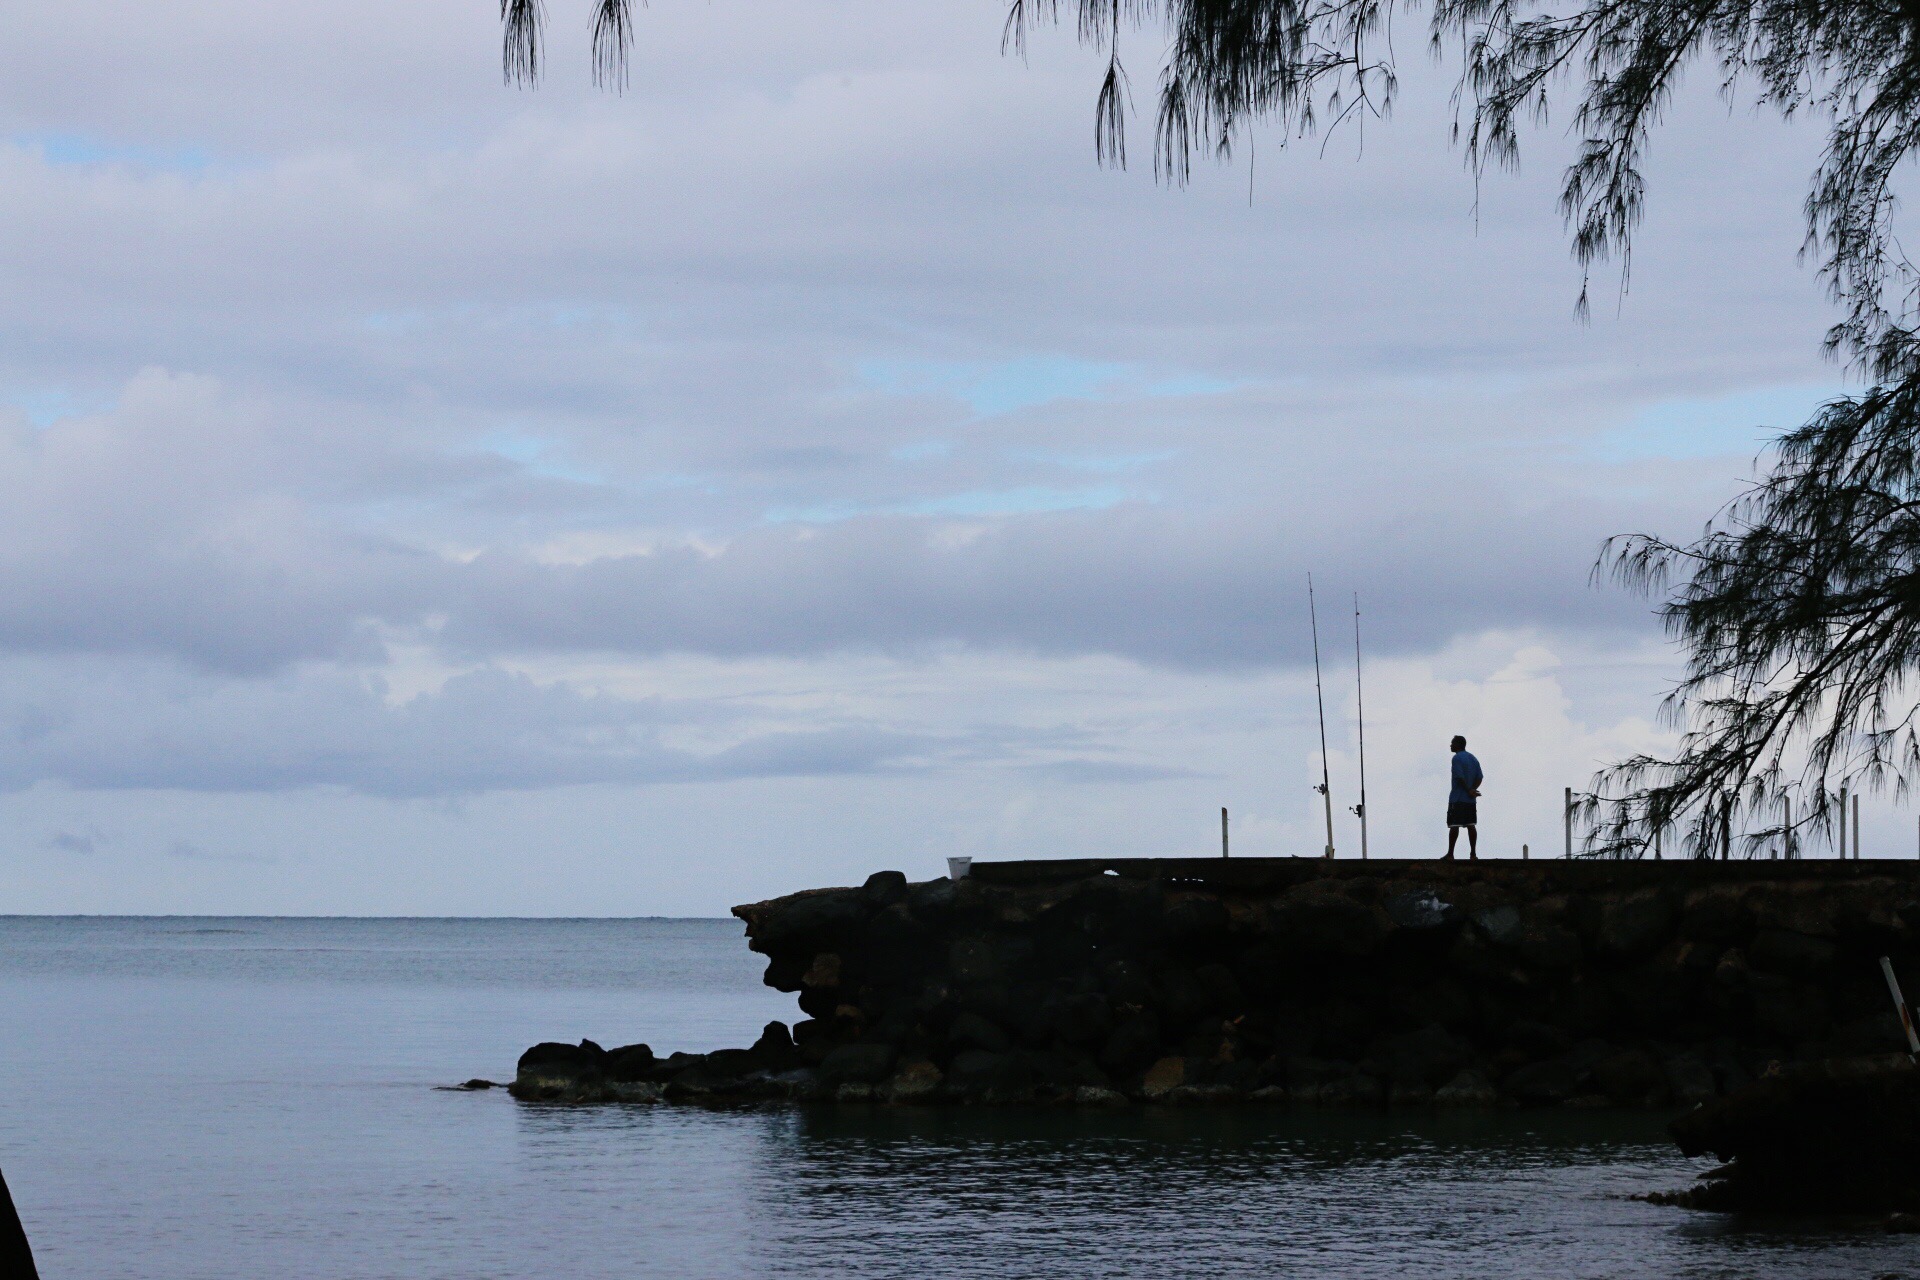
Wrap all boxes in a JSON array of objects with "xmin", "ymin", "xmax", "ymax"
[
  {"xmin": 1, "ymin": 917, "xmax": 1914, "ymax": 1279},
  {"xmin": 515, "ymin": 1102, "xmax": 1917, "ymax": 1280}
]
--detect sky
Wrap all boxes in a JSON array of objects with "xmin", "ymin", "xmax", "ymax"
[{"xmin": 0, "ymin": 0, "xmax": 1882, "ymax": 915}]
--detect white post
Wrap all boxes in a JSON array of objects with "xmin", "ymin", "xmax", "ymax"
[{"xmin": 1882, "ymin": 957, "xmax": 1920, "ymax": 1055}]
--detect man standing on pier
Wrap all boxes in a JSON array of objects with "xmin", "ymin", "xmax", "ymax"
[{"xmin": 1445, "ymin": 735, "xmax": 1483, "ymax": 860}]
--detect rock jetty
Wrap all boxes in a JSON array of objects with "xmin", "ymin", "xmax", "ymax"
[
  {"xmin": 510, "ymin": 857, "xmax": 1920, "ymax": 1108},
  {"xmin": 1655, "ymin": 1053, "xmax": 1920, "ymax": 1211}
]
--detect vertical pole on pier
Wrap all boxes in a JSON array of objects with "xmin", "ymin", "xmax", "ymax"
[
  {"xmin": 1352, "ymin": 594, "xmax": 1369, "ymax": 862},
  {"xmin": 1564, "ymin": 787, "xmax": 1573, "ymax": 859},
  {"xmin": 1881, "ymin": 957, "xmax": 1920, "ymax": 1056},
  {"xmin": 1854, "ymin": 792, "xmax": 1862, "ymax": 859},
  {"xmin": 1522, "ymin": 843, "xmax": 1529, "ymax": 861},
  {"xmin": 1653, "ymin": 825, "xmax": 1662, "ymax": 861},
  {"xmin": 1307, "ymin": 575, "xmax": 1336, "ymax": 860},
  {"xmin": 1221, "ymin": 807, "xmax": 1229, "ymax": 859},
  {"xmin": 1780, "ymin": 795, "xmax": 1791, "ymax": 860},
  {"xmin": 1840, "ymin": 787, "xmax": 1849, "ymax": 859}
]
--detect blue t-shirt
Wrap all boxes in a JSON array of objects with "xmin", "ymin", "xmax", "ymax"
[{"xmin": 1450, "ymin": 751, "xmax": 1483, "ymax": 803}]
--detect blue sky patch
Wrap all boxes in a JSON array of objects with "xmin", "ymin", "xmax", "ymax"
[
  {"xmin": 858, "ymin": 356, "xmax": 1237, "ymax": 417},
  {"xmin": 479, "ymin": 432, "xmax": 607, "ymax": 486},
  {"xmin": 765, "ymin": 484, "xmax": 1135, "ymax": 524},
  {"xmin": 4, "ymin": 387, "xmax": 98, "ymax": 428},
  {"xmin": 21, "ymin": 133, "xmax": 217, "ymax": 174},
  {"xmin": 1594, "ymin": 383, "xmax": 1849, "ymax": 462}
]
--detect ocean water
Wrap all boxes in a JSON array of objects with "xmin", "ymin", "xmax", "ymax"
[{"xmin": 0, "ymin": 917, "xmax": 1914, "ymax": 1280}]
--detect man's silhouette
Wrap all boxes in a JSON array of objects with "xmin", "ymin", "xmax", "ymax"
[{"xmin": 1445, "ymin": 734, "xmax": 1483, "ymax": 860}]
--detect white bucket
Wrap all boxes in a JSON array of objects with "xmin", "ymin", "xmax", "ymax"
[{"xmin": 946, "ymin": 856, "xmax": 972, "ymax": 881}]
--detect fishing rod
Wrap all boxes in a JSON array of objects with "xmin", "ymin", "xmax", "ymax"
[
  {"xmin": 1308, "ymin": 574, "xmax": 1336, "ymax": 859},
  {"xmin": 1351, "ymin": 593, "xmax": 1369, "ymax": 861}
]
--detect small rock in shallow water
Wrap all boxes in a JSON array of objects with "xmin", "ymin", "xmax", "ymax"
[
  {"xmin": 1504, "ymin": 1057, "xmax": 1578, "ymax": 1106},
  {"xmin": 610, "ymin": 1081, "xmax": 663, "ymax": 1103},
  {"xmin": 818, "ymin": 1043, "xmax": 896, "ymax": 1087},
  {"xmin": 1319, "ymin": 1074, "xmax": 1385, "ymax": 1108},
  {"xmin": 883, "ymin": 1060, "xmax": 944, "ymax": 1103},
  {"xmin": 1139, "ymin": 1056, "xmax": 1185, "ymax": 1099},
  {"xmin": 1433, "ymin": 1069, "xmax": 1498, "ymax": 1107}
]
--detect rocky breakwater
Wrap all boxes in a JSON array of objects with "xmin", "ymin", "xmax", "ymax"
[{"xmin": 510, "ymin": 858, "xmax": 1920, "ymax": 1108}]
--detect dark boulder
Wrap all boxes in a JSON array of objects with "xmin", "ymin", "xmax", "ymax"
[
  {"xmin": 762, "ymin": 953, "xmax": 808, "ymax": 992},
  {"xmin": 867, "ymin": 902, "xmax": 931, "ymax": 956},
  {"xmin": 744, "ymin": 888, "xmax": 868, "ymax": 952},
  {"xmin": 1504, "ymin": 1019, "xmax": 1573, "ymax": 1059},
  {"xmin": 1160, "ymin": 893, "xmax": 1231, "ymax": 952},
  {"xmin": 818, "ymin": 1043, "xmax": 897, "ymax": 1087},
  {"xmin": 1505, "ymin": 1058, "xmax": 1579, "ymax": 1105},
  {"xmin": 1101, "ymin": 958, "xmax": 1158, "ymax": 1007},
  {"xmin": 863, "ymin": 870, "xmax": 910, "ymax": 908},
  {"xmin": 1371, "ymin": 1024, "xmax": 1472, "ymax": 1089},
  {"xmin": 1100, "ymin": 1011, "xmax": 1164, "ymax": 1075},
  {"xmin": 1667, "ymin": 1055, "xmax": 1920, "ymax": 1211},
  {"xmin": 605, "ymin": 1044, "xmax": 657, "ymax": 1082},
  {"xmin": 1749, "ymin": 973, "xmax": 1831, "ymax": 1042},
  {"xmin": 748, "ymin": 1022, "xmax": 803, "ymax": 1072},
  {"xmin": 949, "ymin": 934, "xmax": 1028, "ymax": 985},
  {"xmin": 1384, "ymin": 888, "xmax": 1461, "ymax": 932},
  {"xmin": 1748, "ymin": 929, "xmax": 1838, "ymax": 980},
  {"xmin": 667, "ymin": 1048, "xmax": 759, "ymax": 1096},
  {"xmin": 1159, "ymin": 965, "xmax": 1240, "ymax": 1026},
  {"xmin": 1596, "ymin": 891, "xmax": 1677, "ymax": 961},
  {"xmin": 1590, "ymin": 1048, "xmax": 1665, "ymax": 1103},
  {"xmin": 1041, "ymin": 991, "xmax": 1113, "ymax": 1047},
  {"xmin": 908, "ymin": 876, "xmax": 957, "ymax": 922},
  {"xmin": 1266, "ymin": 889, "xmax": 1384, "ymax": 955},
  {"xmin": 1680, "ymin": 889, "xmax": 1754, "ymax": 947},
  {"xmin": 517, "ymin": 1041, "xmax": 600, "ymax": 1071},
  {"xmin": 1470, "ymin": 904, "xmax": 1523, "ymax": 946},
  {"xmin": 1317, "ymin": 1073, "xmax": 1385, "ymax": 1108},
  {"xmin": 947, "ymin": 1011, "xmax": 1012, "ymax": 1053},
  {"xmin": 946, "ymin": 1049, "xmax": 1034, "ymax": 1099},
  {"xmin": 1663, "ymin": 1052, "xmax": 1719, "ymax": 1104},
  {"xmin": 1511, "ymin": 914, "xmax": 1582, "ymax": 969}
]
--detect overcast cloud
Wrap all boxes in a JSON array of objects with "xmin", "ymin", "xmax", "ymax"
[{"xmin": 0, "ymin": 0, "xmax": 1875, "ymax": 912}]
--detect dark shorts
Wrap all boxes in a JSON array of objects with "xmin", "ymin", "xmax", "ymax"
[{"xmin": 1447, "ymin": 801, "xmax": 1478, "ymax": 828}]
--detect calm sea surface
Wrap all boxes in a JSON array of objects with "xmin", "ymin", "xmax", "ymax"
[{"xmin": 0, "ymin": 915, "xmax": 1914, "ymax": 1279}]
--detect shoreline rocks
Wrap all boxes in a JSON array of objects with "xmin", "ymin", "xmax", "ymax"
[
  {"xmin": 1652, "ymin": 1053, "xmax": 1920, "ymax": 1212},
  {"xmin": 509, "ymin": 859, "xmax": 1920, "ymax": 1110}
]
